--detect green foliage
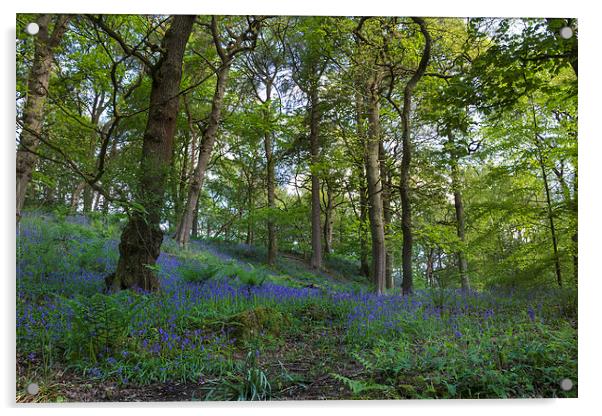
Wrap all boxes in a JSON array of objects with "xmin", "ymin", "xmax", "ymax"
[
  {"xmin": 17, "ymin": 214, "xmax": 117, "ymax": 291},
  {"xmin": 342, "ymin": 312, "xmax": 577, "ymax": 398},
  {"xmin": 17, "ymin": 213, "xmax": 578, "ymax": 399},
  {"xmin": 225, "ymin": 306, "xmax": 287, "ymax": 342},
  {"xmin": 430, "ymin": 287, "xmax": 450, "ymax": 308},
  {"xmin": 235, "ymin": 266, "xmax": 267, "ymax": 288},
  {"xmin": 62, "ymin": 292, "xmax": 148, "ymax": 362},
  {"xmin": 204, "ymin": 350, "xmax": 272, "ymax": 401},
  {"xmin": 178, "ymin": 261, "xmax": 219, "ymax": 284},
  {"xmin": 17, "ymin": 12, "xmax": 579, "ymax": 401},
  {"xmin": 330, "ymin": 373, "xmax": 394, "ymax": 397}
]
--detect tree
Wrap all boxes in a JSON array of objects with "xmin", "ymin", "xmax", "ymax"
[
  {"xmin": 16, "ymin": 14, "xmax": 70, "ymax": 223},
  {"xmin": 174, "ymin": 16, "xmax": 264, "ymax": 248},
  {"xmin": 242, "ymin": 20, "xmax": 283, "ymax": 265},
  {"xmin": 382, "ymin": 17, "xmax": 432, "ymax": 295},
  {"xmin": 353, "ymin": 18, "xmax": 388, "ymax": 294},
  {"xmin": 16, "ymin": 15, "xmax": 578, "ymax": 294},
  {"xmin": 288, "ymin": 17, "xmax": 331, "ymax": 270},
  {"xmin": 107, "ymin": 15, "xmax": 195, "ymax": 291}
]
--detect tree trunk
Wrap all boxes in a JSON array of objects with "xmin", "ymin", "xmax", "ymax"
[
  {"xmin": 83, "ymin": 186, "xmax": 93, "ymax": 213},
  {"xmin": 174, "ymin": 65, "xmax": 229, "ymax": 247},
  {"xmin": 92, "ymin": 190, "xmax": 101, "ymax": 211},
  {"xmin": 530, "ymin": 102, "xmax": 563, "ymax": 288},
  {"xmin": 400, "ymin": 17, "xmax": 431, "ymax": 296},
  {"xmin": 450, "ymin": 152, "xmax": 470, "ymax": 291},
  {"xmin": 101, "ymin": 191, "xmax": 110, "ymax": 214},
  {"xmin": 70, "ymin": 182, "xmax": 86, "ymax": 213},
  {"xmin": 323, "ymin": 181, "xmax": 334, "ymax": 255},
  {"xmin": 365, "ymin": 74, "xmax": 386, "ymax": 295},
  {"xmin": 173, "ymin": 94, "xmax": 194, "ymax": 222},
  {"xmin": 246, "ymin": 219, "xmax": 254, "ymax": 245},
  {"xmin": 191, "ymin": 195, "xmax": 200, "ymax": 239},
  {"xmin": 355, "ymin": 94, "xmax": 370, "ymax": 278},
  {"xmin": 359, "ymin": 180, "xmax": 370, "ymax": 278},
  {"xmin": 379, "ymin": 141, "xmax": 393, "ymax": 289},
  {"xmin": 264, "ymin": 81, "xmax": 277, "ymax": 265},
  {"xmin": 572, "ymin": 170, "xmax": 578, "ymax": 285},
  {"xmin": 540, "ymin": 155, "xmax": 562, "ymax": 287},
  {"xmin": 109, "ymin": 15, "xmax": 195, "ymax": 292},
  {"xmin": 309, "ymin": 87, "xmax": 322, "ymax": 269},
  {"xmin": 43, "ymin": 186, "xmax": 55, "ymax": 208},
  {"xmin": 553, "ymin": 163, "xmax": 578, "ymax": 286},
  {"xmin": 452, "ymin": 163, "xmax": 470, "ymax": 290},
  {"xmin": 425, "ymin": 247, "xmax": 435, "ymax": 287},
  {"xmin": 16, "ymin": 14, "xmax": 69, "ymax": 223},
  {"xmin": 245, "ymin": 182, "xmax": 255, "ymax": 245}
]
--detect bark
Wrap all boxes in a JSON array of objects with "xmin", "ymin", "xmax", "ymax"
[
  {"xmin": 109, "ymin": 15, "xmax": 195, "ymax": 292},
  {"xmin": 309, "ymin": 86, "xmax": 323, "ymax": 268},
  {"xmin": 399, "ymin": 17, "xmax": 431, "ymax": 296},
  {"xmin": 101, "ymin": 192, "xmax": 110, "ymax": 214},
  {"xmin": 173, "ymin": 95, "xmax": 194, "ymax": 221},
  {"xmin": 425, "ymin": 247, "xmax": 435, "ymax": 287},
  {"xmin": 450, "ymin": 148, "xmax": 470, "ymax": 291},
  {"xmin": 365, "ymin": 72, "xmax": 386, "ymax": 295},
  {"xmin": 539, "ymin": 154, "xmax": 563, "ymax": 287},
  {"xmin": 42, "ymin": 186, "xmax": 55, "ymax": 207},
  {"xmin": 245, "ymin": 177, "xmax": 255, "ymax": 245},
  {"xmin": 70, "ymin": 182, "xmax": 86, "ymax": 213},
  {"xmin": 530, "ymin": 102, "xmax": 563, "ymax": 288},
  {"xmin": 379, "ymin": 141, "xmax": 393, "ymax": 289},
  {"xmin": 553, "ymin": 164, "xmax": 578, "ymax": 285},
  {"xmin": 359, "ymin": 181, "xmax": 370, "ymax": 278},
  {"xmin": 245, "ymin": 215, "xmax": 254, "ymax": 245},
  {"xmin": 323, "ymin": 181, "xmax": 334, "ymax": 255},
  {"xmin": 264, "ymin": 80, "xmax": 277, "ymax": 265},
  {"xmin": 92, "ymin": 190, "xmax": 101, "ymax": 211},
  {"xmin": 174, "ymin": 66, "xmax": 229, "ymax": 247},
  {"xmin": 355, "ymin": 93, "xmax": 370, "ymax": 278},
  {"xmin": 572, "ymin": 171, "xmax": 578, "ymax": 285},
  {"xmin": 16, "ymin": 14, "xmax": 70, "ymax": 222},
  {"xmin": 174, "ymin": 16, "xmax": 262, "ymax": 246},
  {"xmin": 191, "ymin": 196, "xmax": 200, "ymax": 239},
  {"xmin": 85, "ymin": 91, "xmax": 108, "ymax": 213},
  {"xmin": 101, "ymin": 140, "xmax": 118, "ymax": 214},
  {"xmin": 83, "ymin": 186, "xmax": 93, "ymax": 212}
]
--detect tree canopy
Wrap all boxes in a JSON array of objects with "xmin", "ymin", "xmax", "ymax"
[{"xmin": 17, "ymin": 15, "xmax": 577, "ymax": 292}]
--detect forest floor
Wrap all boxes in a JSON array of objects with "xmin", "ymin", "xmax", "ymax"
[{"xmin": 16, "ymin": 213, "xmax": 578, "ymax": 402}]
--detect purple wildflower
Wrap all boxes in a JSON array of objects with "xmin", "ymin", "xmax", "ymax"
[{"xmin": 527, "ymin": 306, "xmax": 535, "ymax": 322}]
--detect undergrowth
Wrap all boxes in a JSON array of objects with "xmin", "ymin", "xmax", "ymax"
[{"xmin": 16, "ymin": 212, "xmax": 578, "ymax": 400}]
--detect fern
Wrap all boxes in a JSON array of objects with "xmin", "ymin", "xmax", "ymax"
[
  {"xmin": 63, "ymin": 291, "xmax": 147, "ymax": 362},
  {"xmin": 352, "ymin": 351, "xmax": 375, "ymax": 372},
  {"xmin": 330, "ymin": 373, "xmax": 391, "ymax": 395}
]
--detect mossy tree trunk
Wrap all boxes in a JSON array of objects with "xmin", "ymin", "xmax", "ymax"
[
  {"xmin": 109, "ymin": 15, "xmax": 195, "ymax": 292},
  {"xmin": 16, "ymin": 14, "xmax": 70, "ymax": 223}
]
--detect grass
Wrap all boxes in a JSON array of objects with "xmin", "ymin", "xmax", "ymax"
[{"xmin": 16, "ymin": 212, "xmax": 578, "ymax": 401}]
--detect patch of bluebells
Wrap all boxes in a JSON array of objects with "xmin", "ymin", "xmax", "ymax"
[{"xmin": 17, "ymin": 214, "xmax": 575, "ymax": 384}]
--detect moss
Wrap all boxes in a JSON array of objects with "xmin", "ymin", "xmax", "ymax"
[
  {"xmin": 226, "ymin": 306, "xmax": 288, "ymax": 341},
  {"xmin": 299, "ymin": 302, "xmax": 331, "ymax": 321}
]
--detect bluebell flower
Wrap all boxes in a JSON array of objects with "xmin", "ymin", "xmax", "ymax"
[{"xmin": 527, "ymin": 306, "xmax": 535, "ymax": 322}]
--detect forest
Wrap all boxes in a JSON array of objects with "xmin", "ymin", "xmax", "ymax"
[{"xmin": 16, "ymin": 14, "xmax": 577, "ymax": 401}]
